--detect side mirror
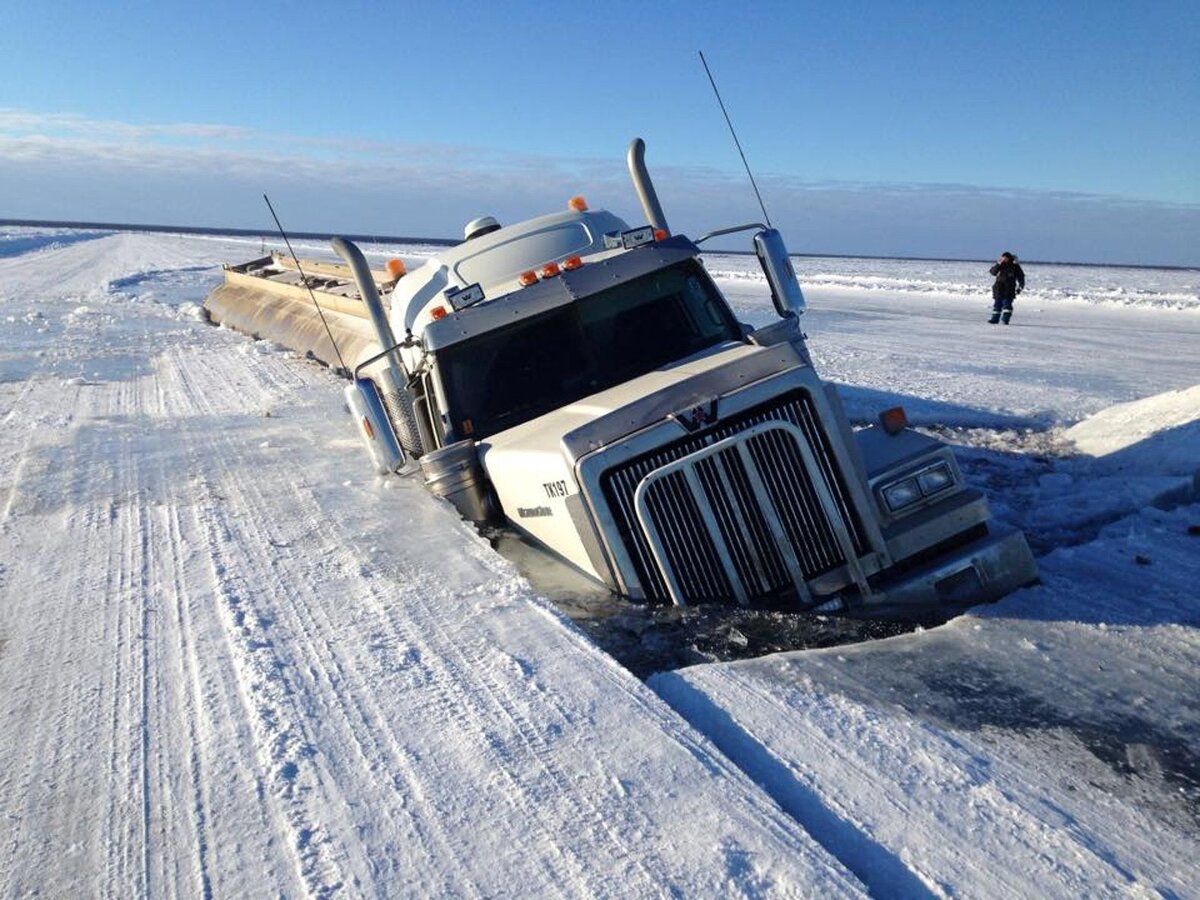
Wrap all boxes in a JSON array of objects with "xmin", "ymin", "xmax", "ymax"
[{"xmin": 754, "ymin": 228, "xmax": 807, "ymax": 319}]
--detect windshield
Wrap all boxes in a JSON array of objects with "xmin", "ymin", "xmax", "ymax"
[{"xmin": 437, "ymin": 260, "xmax": 743, "ymax": 439}]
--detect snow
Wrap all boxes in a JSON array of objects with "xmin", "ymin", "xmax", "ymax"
[
  {"xmin": 1065, "ymin": 384, "xmax": 1200, "ymax": 468},
  {"xmin": 1, "ymin": 226, "xmax": 1197, "ymax": 896}
]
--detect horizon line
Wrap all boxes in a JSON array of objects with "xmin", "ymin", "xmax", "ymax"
[{"xmin": 2, "ymin": 217, "xmax": 1196, "ymax": 273}]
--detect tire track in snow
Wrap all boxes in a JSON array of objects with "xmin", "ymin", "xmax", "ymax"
[
  {"xmin": 397, "ymin": 570, "xmax": 654, "ymax": 891},
  {"xmin": 155, "ymin": 501, "xmax": 215, "ymax": 898},
  {"xmin": 157, "ymin": 347, "xmax": 370, "ymax": 895},
  {"xmin": 81, "ymin": 383, "xmax": 208, "ymax": 898},
  {"xmin": 164, "ymin": 349, "xmax": 469, "ymax": 896},
  {"xmin": 1, "ymin": 363, "xmax": 306, "ymax": 896},
  {"xmin": 0, "ymin": 382, "xmax": 145, "ymax": 896},
  {"xmin": 160, "ymin": 342, "xmax": 660, "ymax": 894},
  {"xmin": 213, "ymin": 462, "xmax": 628, "ymax": 893}
]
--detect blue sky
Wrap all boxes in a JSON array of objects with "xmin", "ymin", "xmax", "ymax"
[{"xmin": 1, "ymin": 0, "xmax": 1197, "ymax": 264}]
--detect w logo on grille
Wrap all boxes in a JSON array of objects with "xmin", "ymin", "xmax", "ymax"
[{"xmin": 672, "ymin": 399, "xmax": 718, "ymax": 432}]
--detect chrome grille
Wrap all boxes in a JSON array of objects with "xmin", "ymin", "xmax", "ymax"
[{"xmin": 601, "ymin": 390, "xmax": 868, "ymax": 604}]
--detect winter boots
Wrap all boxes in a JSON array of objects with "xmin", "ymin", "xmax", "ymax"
[{"xmin": 988, "ymin": 310, "xmax": 1013, "ymax": 325}]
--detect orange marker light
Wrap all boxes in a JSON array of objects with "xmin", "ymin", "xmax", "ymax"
[
  {"xmin": 361, "ymin": 416, "xmax": 375, "ymax": 440},
  {"xmin": 653, "ymin": 228, "xmax": 668, "ymax": 241},
  {"xmin": 568, "ymin": 195, "xmax": 588, "ymax": 211},
  {"xmin": 386, "ymin": 258, "xmax": 407, "ymax": 279},
  {"xmin": 540, "ymin": 262, "xmax": 561, "ymax": 278},
  {"xmin": 518, "ymin": 270, "xmax": 538, "ymax": 286},
  {"xmin": 430, "ymin": 305, "xmax": 448, "ymax": 320},
  {"xmin": 562, "ymin": 255, "xmax": 583, "ymax": 270},
  {"xmin": 879, "ymin": 406, "xmax": 908, "ymax": 435}
]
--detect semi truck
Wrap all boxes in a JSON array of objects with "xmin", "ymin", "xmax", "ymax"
[{"xmin": 205, "ymin": 139, "xmax": 1037, "ymax": 616}]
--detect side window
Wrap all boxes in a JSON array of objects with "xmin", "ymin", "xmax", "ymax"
[{"xmin": 686, "ymin": 275, "xmax": 727, "ymax": 334}]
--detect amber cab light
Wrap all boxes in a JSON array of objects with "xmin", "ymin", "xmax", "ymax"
[
  {"xmin": 568, "ymin": 196, "xmax": 588, "ymax": 211},
  {"xmin": 562, "ymin": 255, "xmax": 583, "ymax": 270},
  {"xmin": 540, "ymin": 262, "xmax": 561, "ymax": 278},
  {"xmin": 879, "ymin": 406, "xmax": 908, "ymax": 435},
  {"xmin": 386, "ymin": 258, "xmax": 407, "ymax": 279},
  {"xmin": 653, "ymin": 228, "xmax": 668, "ymax": 241},
  {"xmin": 430, "ymin": 305, "xmax": 448, "ymax": 320},
  {"xmin": 518, "ymin": 270, "xmax": 538, "ymax": 286}
]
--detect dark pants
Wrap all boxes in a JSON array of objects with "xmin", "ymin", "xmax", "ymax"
[{"xmin": 992, "ymin": 296, "xmax": 1014, "ymax": 313}]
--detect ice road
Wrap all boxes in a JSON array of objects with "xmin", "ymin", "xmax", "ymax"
[{"xmin": 0, "ymin": 227, "xmax": 1197, "ymax": 897}]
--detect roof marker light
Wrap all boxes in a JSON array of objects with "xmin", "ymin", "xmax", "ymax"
[
  {"xmin": 386, "ymin": 258, "xmax": 407, "ymax": 279},
  {"xmin": 540, "ymin": 262, "xmax": 561, "ymax": 278},
  {"xmin": 654, "ymin": 228, "xmax": 668, "ymax": 241},
  {"xmin": 568, "ymin": 196, "xmax": 588, "ymax": 211},
  {"xmin": 879, "ymin": 406, "xmax": 908, "ymax": 435},
  {"xmin": 430, "ymin": 305, "xmax": 448, "ymax": 320},
  {"xmin": 518, "ymin": 270, "xmax": 538, "ymax": 286},
  {"xmin": 562, "ymin": 255, "xmax": 583, "ymax": 270}
]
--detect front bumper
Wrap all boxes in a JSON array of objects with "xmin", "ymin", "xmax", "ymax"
[{"xmin": 845, "ymin": 522, "xmax": 1038, "ymax": 619}]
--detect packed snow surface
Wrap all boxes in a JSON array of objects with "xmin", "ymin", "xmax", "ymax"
[{"xmin": 0, "ymin": 227, "xmax": 1197, "ymax": 897}]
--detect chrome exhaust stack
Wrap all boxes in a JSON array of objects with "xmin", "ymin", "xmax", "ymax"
[
  {"xmin": 626, "ymin": 138, "xmax": 670, "ymax": 235},
  {"xmin": 332, "ymin": 236, "xmax": 425, "ymax": 467},
  {"xmin": 331, "ymin": 236, "xmax": 403, "ymax": 372}
]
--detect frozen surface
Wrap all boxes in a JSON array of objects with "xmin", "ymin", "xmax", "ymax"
[
  {"xmin": 0, "ymin": 230, "xmax": 860, "ymax": 897},
  {"xmin": 652, "ymin": 256, "xmax": 1199, "ymax": 897},
  {"xmin": 1, "ymin": 226, "xmax": 1197, "ymax": 896}
]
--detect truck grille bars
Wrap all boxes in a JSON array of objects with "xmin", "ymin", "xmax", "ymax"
[{"xmin": 601, "ymin": 390, "xmax": 869, "ymax": 606}]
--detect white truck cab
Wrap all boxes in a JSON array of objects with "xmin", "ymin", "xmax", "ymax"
[{"xmin": 340, "ymin": 140, "xmax": 1037, "ymax": 617}]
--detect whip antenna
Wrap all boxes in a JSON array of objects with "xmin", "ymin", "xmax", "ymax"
[
  {"xmin": 699, "ymin": 50, "xmax": 771, "ymax": 228},
  {"xmin": 263, "ymin": 193, "xmax": 349, "ymax": 376}
]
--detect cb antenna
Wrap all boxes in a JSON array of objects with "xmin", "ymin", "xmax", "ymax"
[
  {"xmin": 262, "ymin": 193, "xmax": 349, "ymax": 376},
  {"xmin": 699, "ymin": 50, "xmax": 771, "ymax": 228}
]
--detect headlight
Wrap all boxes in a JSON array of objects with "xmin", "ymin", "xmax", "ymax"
[
  {"xmin": 882, "ymin": 478, "xmax": 921, "ymax": 511},
  {"xmin": 879, "ymin": 461, "xmax": 958, "ymax": 514},
  {"xmin": 917, "ymin": 463, "xmax": 953, "ymax": 495}
]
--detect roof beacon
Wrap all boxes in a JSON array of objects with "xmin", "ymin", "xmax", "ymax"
[{"xmin": 464, "ymin": 216, "xmax": 501, "ymax": 241}]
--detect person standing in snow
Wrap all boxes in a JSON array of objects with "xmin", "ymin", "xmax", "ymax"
[{"xmin": 988, "ymin": 252, "xmax": 1025, "ymax": 324}]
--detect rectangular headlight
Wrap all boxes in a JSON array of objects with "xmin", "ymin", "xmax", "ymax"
[
  {"xmin": 917, "ymin": 463, "xmax": 953, "ymax": 495},
  {"xmin": 882, "ymin": 477, "xmax": 921, "ymax": 511}
]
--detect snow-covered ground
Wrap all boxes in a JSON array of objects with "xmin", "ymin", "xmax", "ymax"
[{"xmin": 0, "ymin": 226, "xmax": 1197, "ymax": 896}]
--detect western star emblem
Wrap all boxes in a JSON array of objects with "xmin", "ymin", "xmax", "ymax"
[{"xmin": 673, "ymin": 399, "xmax": 718, "ymax": 432}]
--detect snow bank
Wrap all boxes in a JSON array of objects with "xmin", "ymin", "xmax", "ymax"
[
  {"xmin": 1065, "ymin": 384, "xmax": 1200, "ymax": 477},
  {"xmin": 704, "ymin": 253, "xmax": 1200, "ymax": 312}
]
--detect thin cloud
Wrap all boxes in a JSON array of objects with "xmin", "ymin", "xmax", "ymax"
[{"xmin": 1, "ymin": 108, "xmax": 1196, "ymax": 265}]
